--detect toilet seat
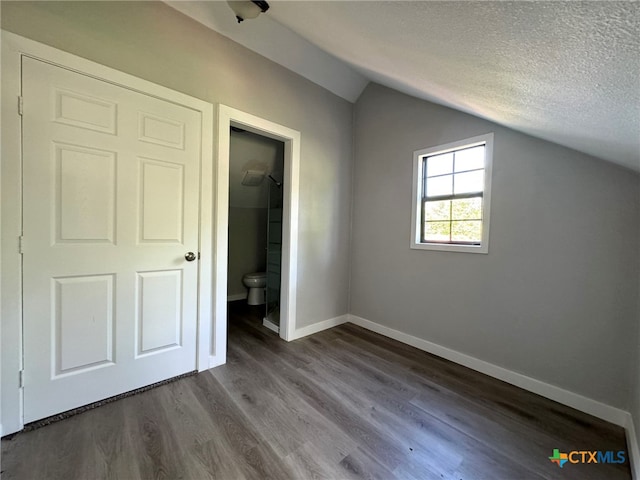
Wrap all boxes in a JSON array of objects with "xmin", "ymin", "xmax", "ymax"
[{"xmin": 244, "ymin": 272, "xmax": 266, "ymax": 279}]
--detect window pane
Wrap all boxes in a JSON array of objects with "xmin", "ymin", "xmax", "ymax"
[
  {"xmin": 426, "ymin": 175, "xmax": 453, "ymax": 197},
  {"xmin": 424, "ymin": 221, "xmax": 450, "ymax": 242},
  {"xmin": 451, "ymin": 197, "xmax": 482, "ymax": 220},
  {"xmin": 424, "ymin": 200, "xmax": 451, "ymax": 221},
  {"xmin": 426, "ymin": 153, "xmax": 453, "ymax": 177},
  {"xmin": 453, "ymin": 170, "xmax": 484, "ymax": 195},
  {"xmin": 454, "ymin": 146, "xmax": 485, "ymax": 172},
  {"xmin": 451, "ymin": 220, "xmax": 482, "ymax": 243}
]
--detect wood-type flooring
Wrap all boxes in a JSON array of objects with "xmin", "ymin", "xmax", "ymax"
[{"xmin": 1, "ymin": 301, "xmax": 631, "ymax": 479}]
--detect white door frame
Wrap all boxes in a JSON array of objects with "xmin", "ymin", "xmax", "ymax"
[
  {"xmin": 0, "ymin": 32, "xmax": 214, "ymax": 435},
  {"xmin": 212, "ymin": 105, "xmax": 300, "ymax": 367}
]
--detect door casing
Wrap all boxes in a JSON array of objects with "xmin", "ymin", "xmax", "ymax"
[
  {"xmin": 0, "ymin": 31, "xmax": 214, "ymax": 435},
  {"xmin": 213, "ymin": 105, "xmax": 301, "ymax": 367}
]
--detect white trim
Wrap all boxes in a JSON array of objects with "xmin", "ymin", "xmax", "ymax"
[
  {"xmin": 410, "ymin": 132, "xmax": 493, "ymax": 254},
  {"xmin": 1, "ymin": 30, "xmax": 26, "ymax": 436},
  {"xmin": 214, "ymin": 105, "xmax": 301, "ymax": 368},
  {"xmin": 348, "ymin": 314, "xmax": 630, "ymax": 427},
  {"xmin": 626, "ymin": 414, "xmax": 640, "ymax": 479},
  {"xmin": 262, "ymin": 317, "xmax": 280, "ymax": 334},
  {"xmin": 1, "ymin": 31, "xmax": 214, "ymax": 435},
  {"xmin": 197, "ymin": 92, "xmax": 214, "ymax": 377},
  {"xmin": 227, "ymin": 293, "xmax": 247, "ymax": 302},
  {"xmin": 292, "ymin": 315, "xmax": 349, "ymax": 341}
]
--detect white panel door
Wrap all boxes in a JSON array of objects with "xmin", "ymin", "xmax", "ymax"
[{"xmin": 21, "ymin": 57, "xmax": 202, "ymax": 423}]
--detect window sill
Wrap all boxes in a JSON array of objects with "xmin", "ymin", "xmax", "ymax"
[{"xmin": 410, "ymin": 242, "xmax": 488, "ymax": 254}]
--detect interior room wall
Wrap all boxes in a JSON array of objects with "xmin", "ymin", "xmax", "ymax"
[
  {"xmin": 227, "ymin": 130, "xmax": 283, "ymax": 299},
  {"xmin": 1, "ymin": 0, "xmax": 354, "ymax": 329},
  {"xmin": 351, "ymin": 83, "xmax": 640, "ymax": 410}
]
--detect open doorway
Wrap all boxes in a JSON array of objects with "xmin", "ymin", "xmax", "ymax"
[
  {"xmin": 227, "ymin": 127, "xmax": 284, "ymax": 333},
  {"xmin": 211, "ymin": 105, "xmax": 301, "ymax": 368}
]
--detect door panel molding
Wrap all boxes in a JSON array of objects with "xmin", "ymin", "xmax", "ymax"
[{"xmin": 0, "ymin": 31, "xmax": 213, "ymax": 435}]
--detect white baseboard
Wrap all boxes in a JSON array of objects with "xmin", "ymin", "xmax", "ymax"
[
  {"xmin": 292, "ymin": 314, "xmax": 349, "ymax": 340},
  {"xmin": 347, "ymin": 314, "xmax": 629, "ymax": 428},
  {"xmin": 262, "ymin": 317, "xmax": 280, "ymax": 334},
  {"xmin": 227, "ymin": 293, "xmax": 247, "ymax": 302},
  {"xmin": 625, "ymin": 414, "xmax": 640, "ymax": 479}
]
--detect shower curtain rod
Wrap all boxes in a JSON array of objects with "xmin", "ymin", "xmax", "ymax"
[{"xmin": 268, "ymin": 175, "xmax": 282, "ymax": 187}]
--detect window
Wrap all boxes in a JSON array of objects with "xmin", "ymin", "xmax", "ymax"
[{"xmin": 411, "ymin": 133, "xmax": 493, "ymax": 253}]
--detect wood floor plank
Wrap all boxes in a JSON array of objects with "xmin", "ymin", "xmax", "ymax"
[
  {"xmin": 125, "ymin": 388, "xmax": 191, "ymax": 480},
  {"xmin": 188, "ymin": 436, "xmax": 248, "ymax": 480},
  {"xmin": 337, "ymin": 446, "xmax": 400, "ymax": 480},
  {"xmin": 297, "ymin": 355, "xmax": 464, "ymax": 478},
  {"xmin": 81, "ymin": 396, "xmax": 141, "ymax": 480},
  {"xmin": 224, "ymin": 321, "xmax": 411, "ymax": 472},
  {"xmin": 210, "ymin": 343, "xmax": 358, "ymax": 463},
  {"xmin": 1, "ymin": 301, "xmax": 632, "ymax": 479},
  {"xmin": 300, "ymin": 334, "xmax": 549, "ymax": 480},
  {"xmin": 307, "ymin": 332, "xmax": 612, "ymax": 479},
  {"xmin": 334, "ymin": 322, "xmax": 627, "ymax": 451},
  {"xmin": 282, "ymin": 441, "xmax": 364, "ymax": 480},
  {"xmin": 223, "ymin": 335, "xmax": 411, "ymax": 475}
]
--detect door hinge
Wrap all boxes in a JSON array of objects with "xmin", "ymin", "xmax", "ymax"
[
  {"xmin": 19, "ymin": 370, "xmax": 24, "ymax": 389},
  {"xmin": 18, "ymin": 96, "xmax": 23, "ymax": 116},
  {"xmin": 18, "ymin": 235, "xmax": 24, "ymax": 255}
]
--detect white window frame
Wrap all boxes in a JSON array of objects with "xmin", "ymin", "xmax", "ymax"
[{"xmin": 411, "ymin": 133, "xmax": 494, "ymax": 254}]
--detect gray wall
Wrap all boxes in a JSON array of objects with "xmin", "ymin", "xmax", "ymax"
[
  {"xmin": 1, "ymin": 1, "xmax": 354, "ymax": 328},
  {"xmin": 227, "ymin": 207, "xmax": 267, "ymax": 298},
  {"xmin": 351, "ymin": 83, "xmax": 640, "ymax": 409}
]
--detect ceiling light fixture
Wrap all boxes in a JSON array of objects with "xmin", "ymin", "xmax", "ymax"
[{"xmin": 227, "ymin": 1, "xmax": 270, "ymax": 23}]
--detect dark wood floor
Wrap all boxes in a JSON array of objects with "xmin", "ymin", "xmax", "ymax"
[{"xmin": 2, "ymin": 301, "xmax": 631, "ymax": 479}]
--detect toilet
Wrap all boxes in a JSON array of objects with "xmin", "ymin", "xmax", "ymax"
[{"xmin": 242, "ymin": 272, "xmax": 266, "ymax": 305}]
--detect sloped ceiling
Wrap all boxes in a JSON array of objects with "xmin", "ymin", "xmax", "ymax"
[{"xmin": 169, "ymin": 1, "xmax": 640, "ymax": 172}]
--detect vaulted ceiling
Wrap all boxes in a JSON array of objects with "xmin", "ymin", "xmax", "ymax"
[{"xmin": 168, "ymin": 1, "xmax": 640, "ymax": 172}]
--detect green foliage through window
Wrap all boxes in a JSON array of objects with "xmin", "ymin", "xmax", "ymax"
[{"xmin": 421, "ymin": 145, "xmax": 485, "ymax": 245}]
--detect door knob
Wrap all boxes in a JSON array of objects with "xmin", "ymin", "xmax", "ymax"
[{"xmin": 185, "ymin": 252, "xmax": 197, "ymax": 262}]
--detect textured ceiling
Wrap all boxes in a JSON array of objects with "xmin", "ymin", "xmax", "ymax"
[
  {"xmin": 267, "ymin": 1, "xmax": 639, "ymax": 171},
  {"xmin": 170, "ymin": 1, "xmax": 640, "ymax": 171}
]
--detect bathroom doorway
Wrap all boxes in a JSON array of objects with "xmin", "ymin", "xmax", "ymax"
[
  {"xmin": 226, "ymin": 127, "xmax": 284, "ymax": 332},
  {"xmin": 211, "ymin": 105, "xmax": 301, "ymax": 368}
]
